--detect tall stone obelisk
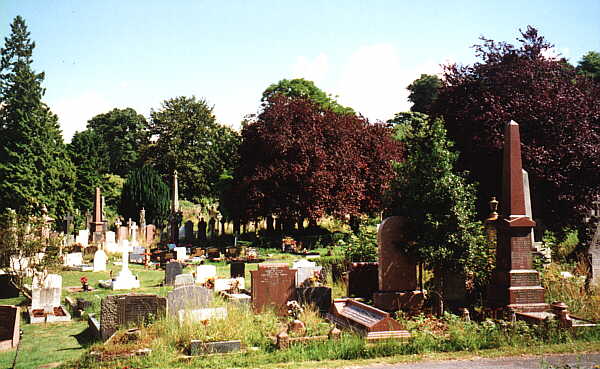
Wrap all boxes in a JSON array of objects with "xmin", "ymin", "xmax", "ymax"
[
  {"xmin": 488, "ymin": 121, "xmax": 547, "ymax": 313},
  {"xmin": 91, "ymin": 187, "xmax": 105, "ymax": 243},
  {"xmin": 170, "ymin": 171, "xmax": 181, "ymax": 244}
]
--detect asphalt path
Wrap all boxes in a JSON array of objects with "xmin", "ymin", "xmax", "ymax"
[{"xmin": 356, "ymin": 353, "xmax": 600, "ymax": 369}]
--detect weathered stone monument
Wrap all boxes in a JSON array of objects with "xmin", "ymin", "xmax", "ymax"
[
  {"xmin": 197, "ymin": 217, "xmax": 207, "ymax": 241},
  {"xmin": 93, "ymin": 248, "xmax": 107, "ymax": 272},
  {"xmin": 373, "ymin": 216, "xmax": 423, "ymax": 312},
  {"xmin": 347, "ymin": 262, "xmax": 379, "ymax": 299},
  {"xmin": 99, "ymin": 293, "xmax": 166, "ymax": 340},
  {"xmin": 165, "ymin": 261, "xmax": 184, "ymax": 286},
  {"xmin": 29, "ymin": 274, "xmax": 71, "ymax": 323},
  {"xmin": 588, "ymin": 220, "xmax": 600, "ymax": 287},
  {"xmin": 488, "ymin": 121, "xmax": 547, "ymax": 313},
  {"xmin": 250, "ymin": 263, "xmax": 296, "ymax": 315},
  {"xmin": 0, "ymin": 305, "xmax": 20, "ymax": 351},
  {"xmin": 195, "ymin": 265, "xmax": 217, "ymax": 284},
  {"xmin": 292, "ymin": 259, "xmax": 322, "ymax": 287},
  {"xmin": 90, "ymin": 187, "xmax": 105, "ymax": 243},
  {"xmin": 169, "ymin": 171, "xmax": 182, "ymax": 244},
  {"xmin": 174, "ymin": 273, "xmax": 195, "ymax": 287},
  {"xmin": 185, "ymin": 220, "xmax": 194, "ymax": 243},
  {"xmin": 230, "ymin": 261, "xmax": 245, "ymax": 278},
  {"xmin": 167, "ymin": 285, "xmax": 212, "ymax": 318},
  {"xmin": 111, "ymin": 246, "xmax": 140, "ymax": 290}
]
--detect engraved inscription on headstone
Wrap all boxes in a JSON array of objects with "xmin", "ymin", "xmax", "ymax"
[
  {"xmin": 250, "ymin": 263, "xmax": 296, "ymax": 315},
  {"xmin": 167, "ymin": 286, "xmax": 212, "ymax": 318}
]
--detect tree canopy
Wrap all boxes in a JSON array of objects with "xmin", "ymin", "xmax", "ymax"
[
  {"xmin": 0, "ymin": 16, "xmax": 74, "ymax": 217},
  {"xmin": 407, "ymin": 74, "xmax": 442, "ymax": 114},
  {"xmin": 577, "ymin": 51, "xmax": 600, "ymax": 82},
  {"xmin": 262, "ymin": 78, "xmax": 354, "ymax": 115},
  {"xmin": 143, "ymin": 96, "xmax": 240, "ymax": 201},
  {"xmin": 119, "ymin": 165, "xmax": 170, "ymax": 226},
  {"xmin": 235, "ymin": 95, "xmax": 401, "ymax": 223},
  {"xmin": 433, "ymin": 26, "xmax": 600, "ymax": 231}
]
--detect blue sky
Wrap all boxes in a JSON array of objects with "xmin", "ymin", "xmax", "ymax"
[{"xmin": 2, "ymin": 1, "xmax": 599, "ymax": 141}]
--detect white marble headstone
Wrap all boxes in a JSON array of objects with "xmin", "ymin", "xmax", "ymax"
[
  {"xmin": 214, "ymin": 277, "xmax": 244, "ymax": 292},
  {"xmin": 93, "ymin": 249, "xmax": 107, "ymax": 272},
  {"xmin": 64, "ymin": 252, "xmax": 83, "ymax": 267},
  {"xmin": 175, "ymin": 246, "xmax": 187, "ymax": 261},
  {"xmin": 195, "ymin": 265, "xmax": 217, "ymax": 284}
]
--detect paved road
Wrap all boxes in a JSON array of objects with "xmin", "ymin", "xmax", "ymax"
[{"xmin": 359, "ymin": 353, "xmax": 600, "ymax": 369}]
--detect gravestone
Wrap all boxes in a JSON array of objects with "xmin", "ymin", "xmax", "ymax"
[
  {"xmin": 589, "ymin": 221, "xmax": 600, "ymax": 287},
  {"xmin": 129, "ymin": 246, "xmax": 145, "ymax": 264},
  {"xmin": 225, "ymin": 247, "xmax": 240, "ymax": 258},
  {"xmin": 174, "ymin": 273, "xmax": 195, "ymax": 287},
  {"xmin": 100, "ymin": 294, "xmax": 166, "ymax": 340},
  {"xmin": 179, "ymin": 307, "xmax": 227, "ymax": 325},
  {"xmin": 185, "ymin": 221, "xmax": 194, "ymax": 243},
  {"xmin": 111, "ymin": 246, "xmax": 140, "ymax": 290},
  {"xmin": 118, "ymin": 226, "xmax": 129, "ymax": 244},
  {"xmin": 214, "ymin": 277, "xmax": 244, "ymax": 292},
  {"xmin": 197, "ymin": 218, "xmax": 207, "ymax": 241},
  {"xmin": 93, "ymin": 249, "xmax": 107, "ymax": 272},
  {"xmin": 167, "ymin": 285, "xmax": 212, "ymax": 318},
  {"xmin": 165, "ymin": 261, "xmax": 183, "ymax": 286},
  {"xmin": 0, "ymin": 305, "xmax": 20, "ymax": 351},
  {"xmin": 250, "ymin": 263, "xmax": 296, "ymax": 315},
  {"xmin": 328, "ymin": 299, "xmax": 410, "ymax": 340},
  {"xmin": 105, "ymin": 231, "xmax": 117, "ymax": 249},
  {"xmin": 208, "ymin": 218, "xmax": 216, "ymax": 239},
  {"xmin": 207, "ymin": 248, "xmax": 220, "ymax": 259},
  {"xmin": 30, "ymin": 274, "xmax": 70, "ymax": 323},
  {"xmin": 293, "ymin": 259, "xmax": 322, "ymax": 287},
  {"xmin": 195, "ymin": 265, "xmax": 217, "ymax": 284},
  {"xmin": 174, "ymin": 246, "xmax": 187, "ymax": 261},
  {"xmin": 145, "ymin": 224, "xmax": 156, "ymax": 245},
  {"xmin": 347, "ymin": 262, "xmax": 379, "ymax": 299},
  {"xmin": 76, "ymin": 230, "xmax": 89, "ymax": 247},
  {"xmin": 487, "ymin": 121, "xmax": 547, "ymax": 312},
  {"xmin": 0, "ymin": 275, "xmax": 19, "ymax": 298},
  {"xmin": 84, "ymin": 245, "xmax": 98, "ymax": 257},
  {"xmin": 373, "ymin": 216, "xmax": 423, "ymax": 312},
  {"xmin": 230, "ymin": 261, "xmax": 245, "ymax": 278},
  {"xmin": 296, "ymin": 286, "xmax": 331, "ymax": 314}
]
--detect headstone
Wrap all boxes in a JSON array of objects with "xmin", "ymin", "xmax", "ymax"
[
  {"xmin": 174, "ymin": 246, "xmax": 187, "ymax": 261},
  {"xmin": 214, "ymin": 277, "xmax": 244, "ymax": 292},
  {"xmin": 208, "ymin": 218, "xmax": 216, "ymax": 239},
  {"xmin": 195, "ymin": 265, "xmax": 217, "ymax": 284},
  {"xmin": 250, "ymin": 263, "xmax": 296, "ymax": 315},
  {"xmin": 118, "ymin": 226, "xmax": 129, "ymax": 244},
  {"xmin": 130, "ymin": 222, "xmax": 139, "ymax": 247},
  {"xmin": 105, "ymin": 231, "xmax": 116, "ymax": 246},
  {"xmin": 197, "ymin": 217, "xmax": 207, "ymax": 241},
  {"xmin": 185, "ymin": 220, "xmax": 194, "ymax": 243},
  {"xmin": 230, "ymin": 261, "xmax": 245, "ymax": 278},
  {"xmin": 93, "ymin": 249, "xmax": 107, "ymax": 272},
  {"xmin": 328, "ymin": 299, "xmax": 410, "ymax": 340},
  {"xmin": 167, "ymin": 285, "xmax": 212, "ymax": 318},
  {"xmin": 129, "ymin": 246, "xmax": 145, "ymax": 264},
  {"xmin": 0, "ymin": 305, "xmax": 20, "ymax": 351},
  {"xmin": 76, "ymin": 230, "xmax": 89, "ymax": 247},
  {"xmin": 0, "ymin": 275, "xmax": 19, "ymax": 298},
  {"xmin": 145, "ymin": 224, "xmax": 156, "ymax": 245},
  {"xmin": 174, "ymin": 273, "xmax": 195, "ymax": 287},
  {"xmin": 64, "ymin": 252, "xmax": 83, "ymax": 267},
  {"xmin": 292, "ymin": 259, "xmax": 322, "ymax": 288},
  {"xmin": 372, "ymin": 216, "xmax": 423, "ymax": 312},
  {"xmin": 179, "ymin": 307, "xmax": 227, "ymax": 325},
  {"xmin": 100, "ymin": 293, "xmax": 166, "ymax": 340},
  {"xmin": 111, "ymin": 247, "xmax": 140, "ymax": 290},
  {"xmin": 589, "ymin": 221, "xmax": 600, "ymax": 287},
  {"xmin": 347, "ymin": 262, "xmax": 379, "ymax": 299},
  {"xmin": 165, "ymin": 261, "xmax": 183, "ymax": 286},
  {"xmin": 29, "ymin": 273, "xmax": 70, "ymax": 323},
  {"xmin": 207, "ymin": 248, "xmax": 220, "ymax": 259},
  {"xmin": 487, "ymin": 121, "xmax": 547, "ymax": 312},
  {"xmin": 296, "ymin": 286, "xmax": 331, "ymax": 314}
]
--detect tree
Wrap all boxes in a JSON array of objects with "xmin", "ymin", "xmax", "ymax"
[
  {"xmin": 235, "ymin": 95, "xmax": 401, "ymax": 224},
  {"xmin": 119, "ymin": 165, "xmax": 170, "ymax": 226},
  {"xmin": 433, "ymin": 26, "xmax": 600, "ymax": 232},
  {"xmin": 407, "ymin": 74, "xmax": 442, "ymax": 114},
  {"xmin": 143, "ymin": 96, "xmax": 240, "ymax": 201},
  {"xmin": 68, "ymin": 129, "xmax": 108, "ymax": 212},
  {"xmin": 0, "ymin": 16, "xmax": 75, "ymax": 218},
  {"xmin": 387, "ymin": 112, "xmax": 490, "ymax": 300},
  {"xmin": 86, "ymin": 108, "xmax": 148, "ymax": 176},
  {"xmin": 262, "ymin": 78, "xmax": 354, "ymax": 115},
  {"xmin": 577, "ymin": 51, "xmax": 600, "ymax": 82}
]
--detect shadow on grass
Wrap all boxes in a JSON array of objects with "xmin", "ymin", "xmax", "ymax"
[{"xmin": 71, "ymin": 327, "xmax": 98, "ymax": 348}]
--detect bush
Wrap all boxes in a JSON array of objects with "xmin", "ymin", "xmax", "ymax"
[{"xmin": 339, "ymin": 223, "xmax": 378, "ymax": 262}]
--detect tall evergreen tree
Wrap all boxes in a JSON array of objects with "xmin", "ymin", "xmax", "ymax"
[
  {"xmin": 0, "ymin": 16, "xmax": 74, "ymax": 217},
  {"xmin": 119, "ymin": 165, "xmax": 170, "ymax": 226}
]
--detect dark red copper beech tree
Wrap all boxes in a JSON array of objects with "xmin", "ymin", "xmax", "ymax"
[
  {"xmin": 233, "ymin": 94, "xmax": 402, "ymax": 225},
  {"xmin": 433, "ymin": 26, "xmax": 600, "ymax": 232}
]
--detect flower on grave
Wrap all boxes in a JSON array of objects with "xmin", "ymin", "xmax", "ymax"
[
  {"xmin": 204, "ymin": 277, "xmax": 215, "ymax": 289},
  {"xmin": 80, "ymin": 276, "xmax": 88, "ymax": 285},
  {"xmin": 282, "ymin": 237, "xmax": 296, "ymax": 246},
  {"xmin": 286, "ymin": 300, "xmax": 303, "ymax": 320}
]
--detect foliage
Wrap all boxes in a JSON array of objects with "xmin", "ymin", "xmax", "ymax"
[
  {"xmin": 0, "ymin": 209, "xmax": 62, "ymax": 299},
  {"xmin": 119, "ymin": 165, "xmax": 170, "ymax": 225},
  {"xmin": 235, "ymin": 95, "xmax": 401, "ymax": 223},
  {"xmin": 407, "ymin": 73, "xmax": 442, "ymax": 114},
  {"xmin": 262, "ymin": 78, "xmax": 354, "ymax": 115},
  {"xmin": 68, "ymin": 129, "xmax": 108, "ymax": 212},
  {"xmin": 339, "ymin": 222, "xmax": 378, "ymax": 262},
  {"xmin": 542, "ymin": 229, "xmax": 579, "ymax": 263},
  {"xmin": 86, "ymin": 107, "xmax": 149, "ymax": 176},
  {"xmin": 577, "ymin": 51, "xmax": 600, "ymax": 82},
  {"xmin": 433, "ymin": 27, "xmax": 600, "ymax": 232},
  {"xmin": 143, "ymin": 96, "xmax": 240, "ymax": 201},
  {"xmin": 0, "ymin": 16, "xmax": 75, "ymax": 218},
  {"xmin": 100, "ymin": 173, "xmax": 125, "ymax": 221},
  {"xmin": 387, "ymin": 112, "xmax": 490, "ymax": 284}
]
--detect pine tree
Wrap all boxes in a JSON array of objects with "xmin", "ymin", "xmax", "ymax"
[
  {"xmin": 0, "ymin": 16, "xmax": 75, "ymax": 217},
  {"xmin": 119, "ymin": 165, "xmax": 170, "ymax": 226}
]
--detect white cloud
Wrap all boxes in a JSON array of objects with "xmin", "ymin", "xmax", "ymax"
[
  {"xmin": 332, "ymin": 44, "xmax": 445, "ymax": 122},
  {"xmin": 49, "ymin": 91, "xmax": 113, "ymax": 142},
  {"xmin": 291, "ymin": 53, "xmax": 329, "ymax": 82}
]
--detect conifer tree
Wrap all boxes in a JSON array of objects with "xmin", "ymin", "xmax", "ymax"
[
  {"xmin": 0, "ymin": 16, "xmax": 75, "ymax": 217},
  {"xmin": 119, "ymin": 165, "xmax": 170, "ymax": 226}
]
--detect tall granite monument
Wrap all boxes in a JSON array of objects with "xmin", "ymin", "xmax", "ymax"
[{"xmin": 488, "ymin": 121, "xmax": 547, "ymax": 313}]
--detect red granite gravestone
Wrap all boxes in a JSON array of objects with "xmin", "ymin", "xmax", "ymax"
[
  {"xmin": 90, "ymin": 187, "xmax": 104, "ymax": 242},
  {"xmin": 145, "ymin": 224, "xmax": 156, "ymax": 245},
  {"xmin": 250, "ymin": 263, "xmax": 296, "ymax": 315},
  {"xmin": 0, "ymin": 305, "xmax": 19, "ymax": 351},
  {"xmin": 488, "ymin": 121, "xmax": 547, "ymax": 313},
  {"xmin": 347, "ymin": 262, "xmax": 379, "ymax": 299},
  {"xmin": 373, "ymin": 216, "xmax": 423, "ymax": 311}
]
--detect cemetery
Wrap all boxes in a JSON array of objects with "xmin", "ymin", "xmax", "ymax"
[{"xmin": 1, "ymin": 7, "xmax": 600, "ymax": 369}]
